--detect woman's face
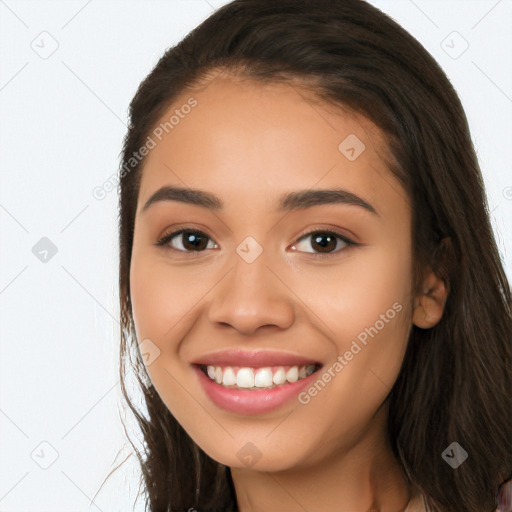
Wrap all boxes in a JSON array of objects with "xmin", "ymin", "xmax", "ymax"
[{"xmin": 129, "ymin": 76, "xmax": 415, "ymax": 471}]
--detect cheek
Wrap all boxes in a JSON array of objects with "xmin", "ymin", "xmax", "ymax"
[
  {"xmin": 128, "ymin": 251, "xmax": 220, "ymax": 402},
  {"xmin": 129, "ymin": 251, "xmax": 206, "ymax": 345},
  {"xmin": 129, "ymin": 252, "xmax": 205, "ymax": 414},
  {"xmin": 292, "ymin": 245, "xmax": 412, "ymax": 333},
  {"xmin": 286, "ymin": 266, "xmax": 411, "ymax": 450},
  {"xmin": 291, "ymin": 247, "xmax": 412, "ymax": 393}
]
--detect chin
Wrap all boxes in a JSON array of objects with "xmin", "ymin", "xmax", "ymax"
[{"xmin": 200, "ymin": 441, "xmax": 312, "ymax": 473}]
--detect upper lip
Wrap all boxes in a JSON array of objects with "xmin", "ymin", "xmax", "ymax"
[{"xmin": 191, "ymin": 349, "xmax": 322, "ymax": 368}]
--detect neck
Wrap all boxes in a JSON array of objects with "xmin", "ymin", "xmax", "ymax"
[{"xmin": 230, "ymin": 406, "xmax": 412, "ymax": 512}]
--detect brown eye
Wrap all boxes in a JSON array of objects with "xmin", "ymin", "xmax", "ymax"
[
  {"xmin": 155, "ymin": 229, "xmax": 217, "ymax": 252},
  {"xmin": 291, "ymin": 230, "xmax": 355, "ymax": 256},
  {"xmin": 310, "ymin": 232, "xmax": 338, "ymax": 253}
]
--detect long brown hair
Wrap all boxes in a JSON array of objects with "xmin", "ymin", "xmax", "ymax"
[{"xmin": 114, "ymin": 1, "xmax": 512, "ymax": 510}]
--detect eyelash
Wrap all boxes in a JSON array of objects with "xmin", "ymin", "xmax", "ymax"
[{"xmin": 154, "ymin": 227, "xmax": 358, "ymax": 259}]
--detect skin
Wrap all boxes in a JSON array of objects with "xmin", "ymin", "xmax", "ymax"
[{"xmin": 129, "ymin": 75, "xmax": 448, "ymax": 512}]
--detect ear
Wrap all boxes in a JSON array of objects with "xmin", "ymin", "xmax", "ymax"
[{"xmin": 412, "ymin": 269, "xmax": 449, "ymax": 329}]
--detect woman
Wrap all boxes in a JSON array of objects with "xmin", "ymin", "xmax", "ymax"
[{"xmin": 115, "ymin": 0, "xmax": 512, "ymax": 510}]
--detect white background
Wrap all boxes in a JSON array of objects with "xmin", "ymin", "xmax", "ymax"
[{"xmin": 0, "ymin": 1, "xmax": 511, "ymax": 510}]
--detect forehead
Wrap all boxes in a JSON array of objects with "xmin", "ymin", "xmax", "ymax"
[{"xmin": 137, "ymin": 76, "xmax": 407, "ymax": 217}]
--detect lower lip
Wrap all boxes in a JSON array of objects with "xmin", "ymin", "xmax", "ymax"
[{"xmin": 193, "ymin": 365, "xmax": 320, "ymax": 414}]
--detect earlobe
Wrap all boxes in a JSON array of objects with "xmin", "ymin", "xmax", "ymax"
[{"xmin": 412, "ymin": 270, "xmax": 449, "ymax": 329}]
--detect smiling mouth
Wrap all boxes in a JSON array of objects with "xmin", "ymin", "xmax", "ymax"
[{"xmin": 197, "ymin": 363, "xmax": 322, "ymax": 390}]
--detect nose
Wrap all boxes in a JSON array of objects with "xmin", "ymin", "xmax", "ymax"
[{"xmin": 207, "ymin": 253, "xmax": 295, "ymax": 336}]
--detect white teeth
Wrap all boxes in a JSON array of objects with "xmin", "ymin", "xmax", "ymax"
[
  {"xmin": 286, "ymin": 366, "xmax": 299, "ymax": 383},
  {"xmin": 236, "ymin": 368, "xmax": 255, "ymax": 388},
  {"xmin": 222, "ymin": 367, "xmax": 236, "ymax": 386},
  {"xmin": 203, "ymin": 364, "xmax": 317, "ymax": 389},
  {"xmin": 254, "ymin": 367, "xmax": 273, "ymax": 388},
  {"xmin": 272, "ymin": 367, "xmax": 286, "ymax": 385}
]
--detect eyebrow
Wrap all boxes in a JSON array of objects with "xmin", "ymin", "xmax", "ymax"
[{"xmin": 141, "ymin": 186, "xmax": 378, "ymax": 216}]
